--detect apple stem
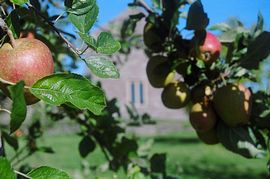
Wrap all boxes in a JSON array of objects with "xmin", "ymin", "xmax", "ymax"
[{"xmin": 0, "ymin": 17, "xmax": 17, "ymax": 48}]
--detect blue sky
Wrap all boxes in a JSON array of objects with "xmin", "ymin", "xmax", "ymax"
[{"xmin": 97, "ymin": 0, "xmax": 270, "ymax": 30}]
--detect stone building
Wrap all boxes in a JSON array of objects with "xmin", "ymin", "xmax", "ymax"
[{"xmin": 86, "ymin": 8, "xmax": 188, "ymax": 121}]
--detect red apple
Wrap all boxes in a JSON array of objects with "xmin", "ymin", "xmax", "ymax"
[
  {"xmin": 192, "ymin": 32, "xmax": 221, "ymax": 65},
  {"xmin": 0, "ymin": 38, "xmax": 54, "ymax": 104}
]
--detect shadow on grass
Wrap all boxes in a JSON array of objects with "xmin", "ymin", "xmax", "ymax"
[
  {"xmin": 154, "ymin": 136, "xmax": 200, "ymax": 144},
  {"xmin": 175, "ymin": 163, "xmax": 268, "ymax": 179}
]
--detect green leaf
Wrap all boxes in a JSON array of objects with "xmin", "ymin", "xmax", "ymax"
[
  {"xmin": 240, "ymin": 31, "xmax": 270, "ymax": 69},
  {"xmin": 0, "ymin": 157, "xmax": 16, "ymax": 179},
  {"xmin": 28, "ymin": 166, "xmax": 70, "ymax": 179},
  {"xmin": 186, "ymin": 0, "xmax": 209, "ymax": 30},
  {"xmin": 217, "ymin": 121, "xmax": 266, "ymax": 158},
  {"xmin": 254, "ymin": 11, "xmax": 264, "ymax": 34},
  {"xmin": 84, "ymin": 5, "xmax": 99, "ymax": 32},
  {"xmin": 152, "ymin": 0, "xmax": 163, "ymax": 9},
  {"xmin": 79, "ymin": 32, "xmax": 97, "ymax": 49},
  {"xmin": 79, "ymin": 136, "xmax": 96, "ymax": 158},
  {"xmin": 65, "ymin": 0, "xmax": 95, "ymax": 15},
  {"xmin": 209, "ymin": 23, "xmax": 231, "ymax": 32},
  {"xmin": 30, "ymin": 73, "xmax": 106, "ymax": 115},
  {"xmin": 97, "ymin": 32, "xmax": 121, "ymax": 55},
  {"xmin": 150, "ymin": 153, "xmax": 166, "ymax": 173},
  {"xmin": 67, "ymin": 1, "xmax": 99, "ymax": 33},
  {"xmin": 84, "ymin": 56, "xmax": 120, "ymax": 79},
  {"xmin": 2, "ymin": 131, "xmax": 19, "ymax": 151},
  {"xmin": 195, "ymin": 59, "xmax": 205, "ymax": 69},
  {"xmin": 6, "ymin": 10, "xmax": 21, "ymax": 38},
  {"xmin": 120, "ymin": 13, "xmax": 145, "ymax": 39},
  {"xmin": 10, "ymin": 0, "xmax": 28, "ymax": 6},
  {"xmin": 8, "ymin": 81, "xmax": 27, "ymax": 134}
]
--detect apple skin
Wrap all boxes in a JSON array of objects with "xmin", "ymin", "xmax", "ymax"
[
  {"xmin": 213, "ymin": 83, "xmax": 252, "ymax": 127},
  {"xmin": 191, "ymin": 83, "xmax": 213, "ymax": 104},
  {"xmin": 161, "ymin": 81, "xmax": 190, "ymax": 109},
  {"xmin": 0, "ymin": 38, "xmax": 54, "ymax": 86},
  {"xmin": 189, "ymin": 102, "xmax": 217, "ymax": 132},
  {"xmin": 146, "ymin": 56, "xmax": 175, "ymax": 88},
  {"xmin": 192, "ymin": 32, "xmax": 221, "ymax": 65},
  {"xmin": 196, "ymin": 128, "xmax": 219, "ymax": 145},
  {"xmin": 0, "ymin": 38, "xmax": 54, "ymax": 104}
]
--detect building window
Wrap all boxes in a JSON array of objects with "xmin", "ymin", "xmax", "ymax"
[
  {"xmin": 127, "ymin": 80, "xmax": 146, "ymax": 107},
  {"xmin": 131, "ymin": 81, "xmax": 135, "ymax": 105},
  {"xmin": 139, "ymin": 81, "xmax": 144, "ymax": 104}
]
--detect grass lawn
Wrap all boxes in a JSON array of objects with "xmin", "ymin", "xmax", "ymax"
[{"xmin": 7, "ymin": 127, "xmax": 269, "ymax": 179}]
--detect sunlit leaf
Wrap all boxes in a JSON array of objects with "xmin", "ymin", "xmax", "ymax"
[
  {"xmin": 97, "ymin": 32, "xmax": 121, "ymax": 55},
  {"xmin": 30, "ymin": 73, "xmax": 106, "ymax": 115},
  {"xmin": 84, "ymin": 56, "xmax": 120, "ymax": 78},
  {"xmin": 79, "ymin": 32, "xmax": 97, "ymax": 49},
  {"xmin": 10, "ymin": 0, "xmax": 28, "ymax": 6},
  {"xmin": 28, "ymin": 166, "xmax": 70, "ymax": 179}
]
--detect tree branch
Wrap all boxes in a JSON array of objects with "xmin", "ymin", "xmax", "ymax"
[
  {"xmin": 0, "ymin": 17, "xmax": 16, "ymax": 48},
  {"xmin": 26, "ymin": 3, "xmax": 82, "ymax": 56}
]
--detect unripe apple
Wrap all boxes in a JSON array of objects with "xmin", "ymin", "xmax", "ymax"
[
  {"xmin": 191, "ymin": 83, "xmax": 213, "ymax": 103},
  {"xmin": 196, "ymin": 128, "xmax": 219, "ymax": 145},
  {"xmin": 0, "ymin": 38, "xmax": 54, "ymax": 104},
  {"xmin": 213, "ymin": 83, "xmax": 252, "ymax": 127},
  {"xmin": 146, "ymin": 56, "xmax": 175, "ymax": 88},
  {"xmin": 192, "ymin": 32, "xmax": 221, "ymax": 65},
  {"xmin": 161, "ymin": 81, "xmax": 190, "ymax": 109},
  {"xmin": 189, "ymin": 102, "xmax": 217, "ymax": 132}
]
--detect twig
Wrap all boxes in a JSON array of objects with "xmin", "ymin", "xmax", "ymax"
[
  {"xmin": 26, "ymin": 3, "xmax": 82, "ymax": 56},
  {"xmin": 136, "ymin": 0, "xmax": 153, "ymax": 13},
  {"xmin": 0, "ymin": 6, "xmax": 7, "ymax": 16},
  {"xmin": 0, "ymin": 17, "xmax": 16, "ymax": 48},
  {"xmin": 15, "ymin": 170, "xmax": 32, "ymax": 179},
  {"xmin": 211, "ymin": 71, "xmax": 230, "ymax": 84},
  {"xmin": 53, "ymin": 11, "xmax": 66, "ymax": 23},
  {"xmin": 0, "ymin": 108, "xmax": 11, "ymax": 114}
]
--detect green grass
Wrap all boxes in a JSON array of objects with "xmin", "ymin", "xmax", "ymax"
[
  {"xmin": 148, "ymin": 130, "xmax": 268, "ymax": 179},
  {"xmin": 7, "ymin": 129, "xmax": 269, "ymax": 179}
]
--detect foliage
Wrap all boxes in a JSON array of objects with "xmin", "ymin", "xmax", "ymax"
[
  {"xmin": 0, "ymin": 0, "xmax": 154, "ymax": 178},
  {"xmin": 0, "ymin": 0, "xmax": 270, "ymax": 178},
  {"xmin": 123, "ymin": 0, "xmax": 270, "ymax": 176}
]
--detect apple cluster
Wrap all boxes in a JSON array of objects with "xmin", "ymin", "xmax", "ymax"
[{"xmin": 144, "ymin": 23, "xmax": 252, "ymax": 145}]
